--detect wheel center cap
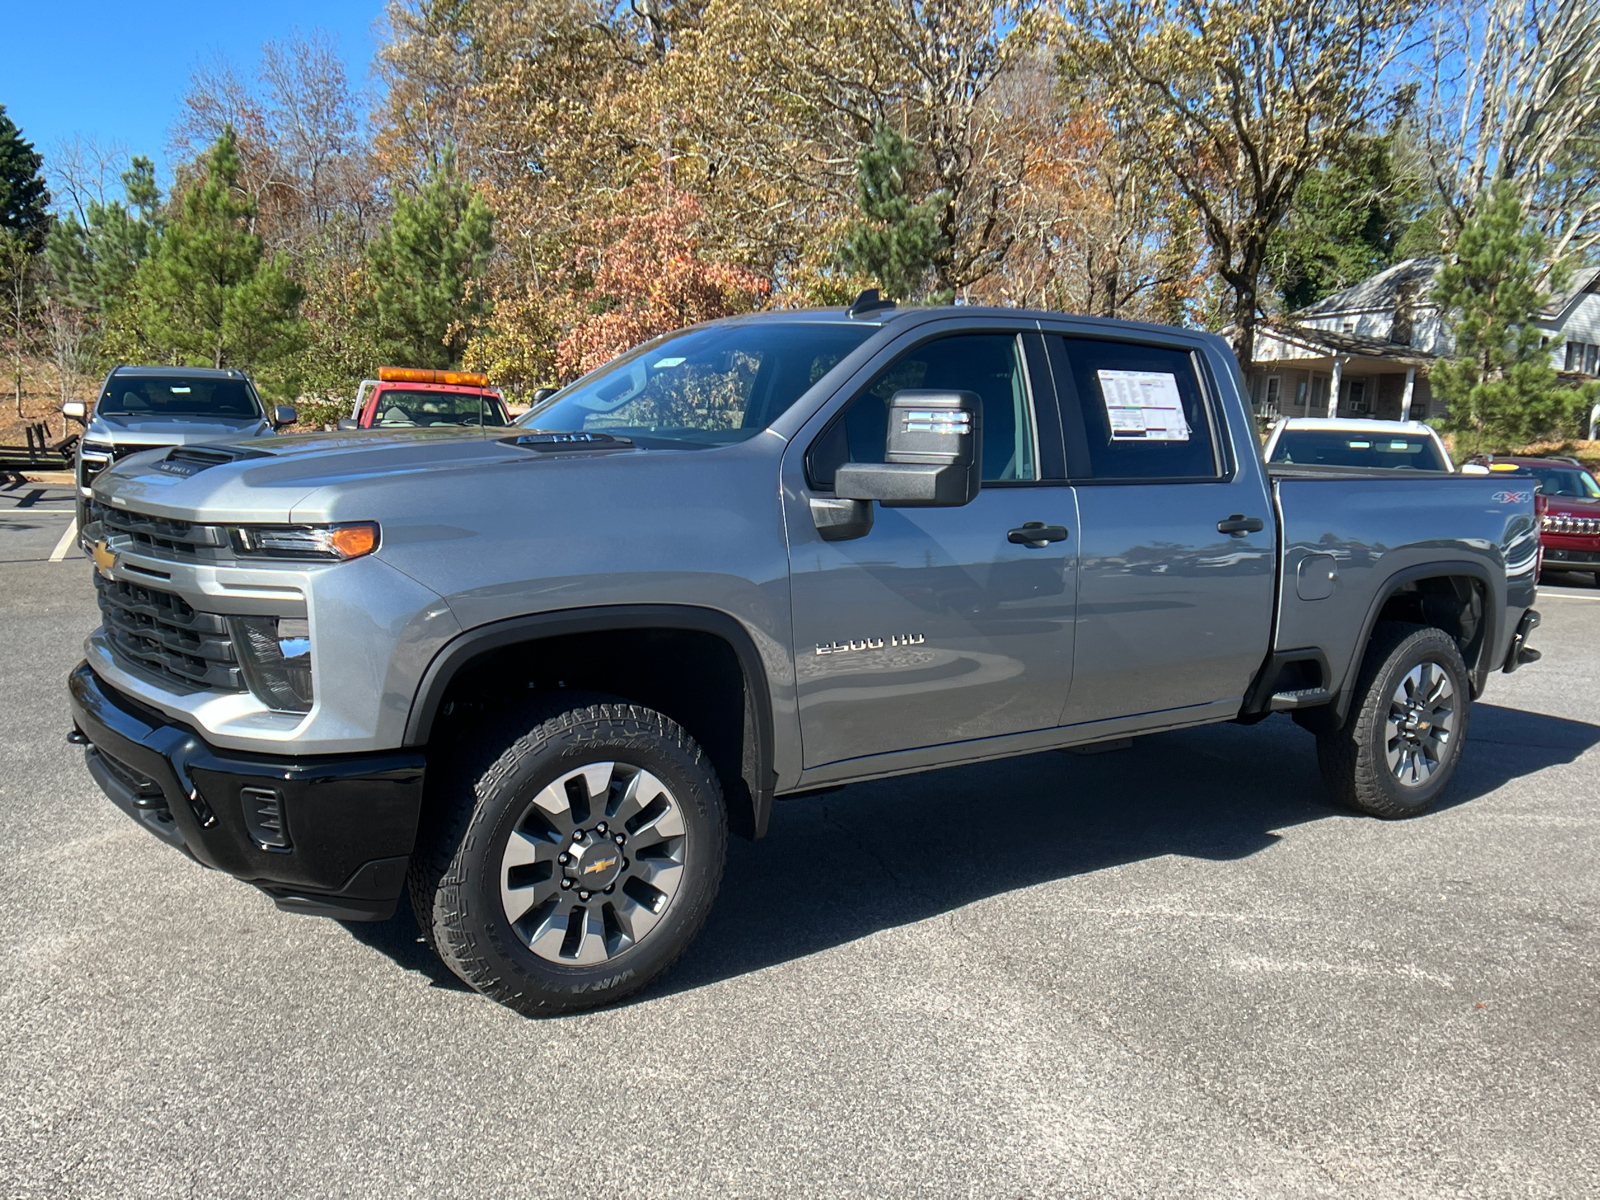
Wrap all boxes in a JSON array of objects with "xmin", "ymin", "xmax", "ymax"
[{"xmin": 567, "ymin": 836, "xmax": 623, "ymax": 889}]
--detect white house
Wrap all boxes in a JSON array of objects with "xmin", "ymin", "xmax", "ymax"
[{"xmin": 1243, "ymin": 258, "xmax": 1600, "ymax": 421}]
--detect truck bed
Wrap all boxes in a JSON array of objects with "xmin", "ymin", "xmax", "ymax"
[{"xmin": 1270, "ymin": 471, "xmax": 1540, "ymax": 704}]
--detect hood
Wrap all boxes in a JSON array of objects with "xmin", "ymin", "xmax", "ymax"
[
  {"xmin": 1543, "ymin": 493, "xmax": 1600, "ymax": 516},
  {"xmin": 92, "ymin": 427, "xmax": 649, "ymax": 524},
  {"xmin": 88, "ymin": 412, "xmax": 274, "ymax": 444}
]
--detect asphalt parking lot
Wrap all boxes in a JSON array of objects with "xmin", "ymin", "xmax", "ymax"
[{"xmin": 3, "ymin": 474, "xmax": 1597, "ymax": 1198}]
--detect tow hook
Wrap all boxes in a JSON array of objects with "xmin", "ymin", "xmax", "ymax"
[{"xmin": 1503, "ymin": 609, "xmax": 1542, "ymax": 673}]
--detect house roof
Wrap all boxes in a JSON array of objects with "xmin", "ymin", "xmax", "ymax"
[
  {"xmin": 1295, "ymin": 256, "xmax": 1599, "ymax": 324},
  {"xmin": 1295, "ymin": 258, "xmax": 1442, "ymax": 318},
  {"xmin": 1542, "ymin": 265, "xmax": 1600, "ymax": 322},
  {"xmin": 1254, "ymin": 320, "xmax": 1437, "ymax": 366}
]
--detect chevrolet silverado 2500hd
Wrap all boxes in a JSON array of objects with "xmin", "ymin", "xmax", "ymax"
[{"xmin": 67, "ymin": 303, "xmax": 1543, "ymax": 1016}]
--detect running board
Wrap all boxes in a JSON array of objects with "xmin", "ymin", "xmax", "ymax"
[{"xmin": 1270, "ymin": 687, "xmax": 1333, "ymax": 711}]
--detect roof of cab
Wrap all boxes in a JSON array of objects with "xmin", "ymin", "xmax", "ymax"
[
  {"xmin": 109, "ymin": 365, "xmax": 251, "ymax": 379},
  {"xmin": 1275, "ymin": 417, "xmax": 1439, "ymax": 434}
]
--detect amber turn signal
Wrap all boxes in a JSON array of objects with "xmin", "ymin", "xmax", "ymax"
[
  {"xmin": 328, "ymin": 522, "xmax": 380, "ymax": 559},
  {"xmin": 377, "ymin": 366, "xmax": 490, "ymax": 387}
]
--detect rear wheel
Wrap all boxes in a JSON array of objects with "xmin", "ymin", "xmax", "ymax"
[
  {"xmin": 1316, "ymin": 623, "xmax": 1471, "ymax": 818},
  {"xmin": 410, "ymin": 699, "xmax": 727, "ymax": 1015}
]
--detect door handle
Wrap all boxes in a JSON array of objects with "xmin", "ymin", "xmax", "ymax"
[
  {"xmin": 1007, "ymin": 522, "xmax": 1070, "ymax": 547},
  {"xmin": 1217, "ymin": 514, "xmax": 1265, "ymax": 536}
]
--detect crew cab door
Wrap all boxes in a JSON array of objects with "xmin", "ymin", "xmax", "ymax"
[
  {"xmin": 1040, "ymin": 331, "xmax": 1276, "ymax": 726},
  {"xmin": 783, "ymin": 326, "xmax": 1079, "ymax": 769}
]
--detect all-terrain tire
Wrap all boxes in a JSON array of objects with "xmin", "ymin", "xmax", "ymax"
[
  {"xmin": 408, "ymin": 698, "xmax": 727, "ymax": 1016},
  {"xmin": 1316, "ymin": 622, "xmax": 1472, "ymax": 819}
]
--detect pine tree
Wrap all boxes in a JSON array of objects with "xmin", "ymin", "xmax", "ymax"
[
  {"xmin": 124, "ymin": 128, "xmax": 305, "ymax": 385},
  {"xmin": 1268, "ymin": 122, "xmax": 1425, "ymax": 312},
  {"xmin": 838, "ymin": 123, "xmax": 949, "ymax": 303},
  {"xmin": 1430, "ymin": 182, "xmax": 1593, "ymax": 453},
  {"xmin": 46, "ymin": 157, "xmax": 161, "ymax": 318},
  {"xmin": 367, "ymin": 153, "xmax": 494, "ymax": 368},
  {"xmin": 0, "ymin": 105, "xmax": 50, "ymax": 245}
]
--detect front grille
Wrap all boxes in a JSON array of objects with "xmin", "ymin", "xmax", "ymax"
[
  {"xmin": 94, "ymin": 573, "xmax": 244, "ymax": 692},
  {"xmin": 94, "ymin": 502, "xmax": 231, "ymax": 562},
  {"xmin": 1542, "ymin": 512, "xmax": 1600, "ymax": 536}
]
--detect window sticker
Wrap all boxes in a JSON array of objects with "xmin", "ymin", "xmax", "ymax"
[{"xmin": 1096, "ymin": 369, "xmax": 1191, "ymax": 441}]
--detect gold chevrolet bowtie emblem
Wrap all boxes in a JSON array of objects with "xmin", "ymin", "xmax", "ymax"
[
  {"xmin": 582, "ymin": 855, "xmax": 618, "ymax": 876},
  {"xmin": 91, "ymin": 539, "xmax": 117, "ymax": 580}
]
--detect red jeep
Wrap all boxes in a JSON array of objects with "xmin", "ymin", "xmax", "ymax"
[
  {"xmin": 340, "ymin": 368, "xmax": 511, "ymax": 430},
  {"xmin": 1476, "ymin": 455, "xmax": 1600, "ymax": 586}
]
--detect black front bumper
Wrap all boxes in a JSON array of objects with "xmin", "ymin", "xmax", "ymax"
[
  {"xmin": 1542, "ymin": 546, "xmax": 1600, "ymax": 566},
  {"xmin": 68, "ymin": 662, "xmax": 426, "ymax": 921}
]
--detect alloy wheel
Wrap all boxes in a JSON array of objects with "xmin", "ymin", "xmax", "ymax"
[
  {"xmin": 1384, "ymin": 662, "xmax": 1456, "ymax": 787},
  {"xmin": 498, "ymin": 761, "xmax": 687, "ymax": 964}
]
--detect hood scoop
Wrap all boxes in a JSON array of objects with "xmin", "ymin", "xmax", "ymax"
[
  {"xmin": 154, "ymin": 444, "xmax": 268, "ymax": 477},
  {"xmin": 502, "ymin": 431, "xmax": 634, "ymax": 454}
]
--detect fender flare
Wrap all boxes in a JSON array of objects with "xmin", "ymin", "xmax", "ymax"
[
  {"xmin": 403, "ymin": 604, "xmax": 778, "ymax": 837},
  {"xmin": 1331, "ymin": 559, "xmax": 1500, "ymax": 723}
]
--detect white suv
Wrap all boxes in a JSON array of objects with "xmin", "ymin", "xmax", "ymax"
[{"xmin": 1263, "ymin": 417, "xmax": 1454, "ymax": 472}]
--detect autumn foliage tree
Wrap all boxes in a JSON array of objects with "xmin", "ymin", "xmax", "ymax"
[
  {"xmin": 552, "ymin": 187, "xmax": 770, "ymax": 378},
  {"xmin": 1062, "ymin": 0, "xmax": 1422, "ymax": 361}
]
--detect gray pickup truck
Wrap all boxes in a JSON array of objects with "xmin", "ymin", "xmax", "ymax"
[
  {"xmin": 67, "ymin": 365, "xmax": 297, "ymax": 530},
  {"xmin": 67, "ymin": 302, "xmax": 1543, "ymax": 1016}
]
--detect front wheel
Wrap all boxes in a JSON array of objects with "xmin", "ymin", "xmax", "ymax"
[
  {"xmin": 1316, "ymin": 623, "xmax": 1471, "ymax": 818},
  {"xmin": 410, "ymin": 700, "xmax": 727, "ymax": 1016}
]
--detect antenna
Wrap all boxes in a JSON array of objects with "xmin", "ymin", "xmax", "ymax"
[{"xmin": 847, "ymin": 288, "xmax": 897, "ymax": 318}]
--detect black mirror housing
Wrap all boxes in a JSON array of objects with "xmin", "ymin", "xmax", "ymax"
[{"xmin": 834, "ymin": 390, "xmax": 982, "ymax": 508}]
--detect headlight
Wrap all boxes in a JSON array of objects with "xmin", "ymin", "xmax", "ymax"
[
  {"xmin": 229, "ymin": 521, "xmax": 379, "ymax": 560},
  {"xmin": 78, "ymin": 440, "xmax": 114, "ymax": 488},
  {"xmin": 232, "ymin": 616, "xmax": 313, "ymax": 712}
]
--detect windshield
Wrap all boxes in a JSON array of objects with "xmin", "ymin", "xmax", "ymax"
[
  {"xmin": 1270, "ymin": 429, "xmax": 1448, "ymax": 471},
  {"xmin": 98, "ymin": 376, "xmax": 262, "ymax": 419},
  {"xmin": 372, "ymin": 389, "xmax": 509, "ymax": 428},
  {"xmin": 1527, "ymin": 466, "xmax": 1600, "ymax": 498},
  {"xmin": 517, "ymin": 322, "xmax": 875, "ymax": 448}
]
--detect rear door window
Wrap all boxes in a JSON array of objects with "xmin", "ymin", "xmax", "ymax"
[{"xmin": 1047, "ymin": 336, "xmax": 1223, "ymax": 482}]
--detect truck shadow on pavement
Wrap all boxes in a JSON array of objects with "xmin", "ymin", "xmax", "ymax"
[
  {"xmin": 342, "ymin": 702, "xmax": 1599, "ymax": 1003},
  {"xmin": 655, "ymin": 702, "xmax": 1600, "ymax": 1000}
]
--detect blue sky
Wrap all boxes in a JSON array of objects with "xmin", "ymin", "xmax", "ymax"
[{"xmin": 1, "ymin": 0, "xmax": 386, "ymax": 193}]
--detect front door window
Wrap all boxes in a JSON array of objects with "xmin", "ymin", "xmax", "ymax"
[{"xmin": 787, "ymin": 332, "xmax": 1078, "ymax": 768}]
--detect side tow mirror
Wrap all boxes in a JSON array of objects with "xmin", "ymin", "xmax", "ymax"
[
  {"xmin": 62, "ymin": 400, "xmax": 87, "ymax": 424},
  {"xmin": 273, "ymin": 405, "xmax": 298, "ymax": 428},
  {"xmin": 336, "ymin": 418, "xmax": 360, "ymax": 431},
  {"xmin": 834, "ymin": 390, "xmax": 982, "ymax": 508}
]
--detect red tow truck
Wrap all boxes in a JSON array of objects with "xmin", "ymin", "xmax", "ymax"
[{"xmin": 339, "ymin": 367, "xmax": 512, "ymax": 430}]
